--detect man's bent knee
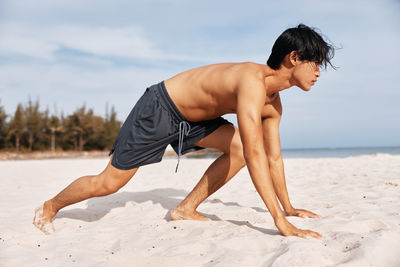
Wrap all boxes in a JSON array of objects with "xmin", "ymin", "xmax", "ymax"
[
  {"xmin": 91, "ymin": 164, "xmax": 137, "ymax": 196},
  {"xmin": 101, "ymin": 176, "xmax": 122, "ymax": 195}
]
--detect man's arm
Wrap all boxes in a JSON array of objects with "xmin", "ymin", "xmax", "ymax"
[
  {"xmin": 262, "ymin": 95, "xmax": 320, "ymax": 218},
  {"xmin": 236, "ymin": 75, "xmax": 320, "ymax": 238},
  {"xmin": 236, "ymin": 77, "xmax": 285, "ymax": 222}
]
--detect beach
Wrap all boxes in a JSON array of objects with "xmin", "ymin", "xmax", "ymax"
[{"xmin": 0, "ymin": 154, "xmax": 399, "ymax": 266}]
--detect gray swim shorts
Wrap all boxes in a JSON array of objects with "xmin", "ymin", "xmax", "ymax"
[{"xmin": 109, "ymin": 81, "xmax": 232, "ymax": 170}]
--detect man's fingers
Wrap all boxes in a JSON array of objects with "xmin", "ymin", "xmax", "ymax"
[
  {"xmin": 313, "ymin": 232, "xmax": 322, "ymax": 239},
  {"xmin": 307, "ymin": 230, "xmax": 322, "ymax": 239},
  {"xmin": 289, "ymin": 209, "xmax": 321, "ymax": 218},
  {"xmin": 302, "ymin": 210, "xmax": 322, "ymax": 218},
  {"xmin": 307, "ymin": 212, "xmax": 320, "ymax": 218},
  {"xmin": 294, "ymin": 229, "xmax": 322, "ymax": 239},
  {"xmin": 295, "ymin": 231, "xmax": 307, "ymax": 239}
]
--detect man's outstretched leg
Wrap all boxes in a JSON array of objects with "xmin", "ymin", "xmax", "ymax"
[
  {"xmin": 33, "ymin": 158, "xmax": 137, "ymax": 234},
  {"xmin": 171, "ymin": 124, "xmax": 246, "ymax": 220}
]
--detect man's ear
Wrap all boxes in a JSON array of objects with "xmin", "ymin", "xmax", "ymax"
[{"xmin": 289, "ymin": 51, "xmax": 299, "ymax": 66}]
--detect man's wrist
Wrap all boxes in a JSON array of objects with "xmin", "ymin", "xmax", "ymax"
[
  {"xmin": 273, "ymin": 212, "xmax": 287, "ymax": 223},
  {"xmin": 284, "ymin": 206, "xmax": 295, "ymax": 215}
]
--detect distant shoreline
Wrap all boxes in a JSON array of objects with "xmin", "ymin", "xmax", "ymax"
[{"xmin": 282, "ymin": 146, "xmax": 400, "ymax": 158}]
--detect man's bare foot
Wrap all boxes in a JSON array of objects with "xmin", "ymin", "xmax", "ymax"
[
  {"xmin": 33, "ymin": 200, "xmax": 56, "ymax": 235},
  {"xmin": 170, "ymin": 206, "xmax": 210, "ymax": 221}
]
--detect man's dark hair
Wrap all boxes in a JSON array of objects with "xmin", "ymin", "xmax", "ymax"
[{"xmin": 267, "ymin": 24, "xmax": 335, "ymax": 70}]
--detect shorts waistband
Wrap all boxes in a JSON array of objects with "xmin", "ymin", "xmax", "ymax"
[{"xmin": 151, "ymin": 81, "xmax": 187, "ymax": 122}]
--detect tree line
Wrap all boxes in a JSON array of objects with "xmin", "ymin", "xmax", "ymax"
[{"xmin": 0, "ymin": 99, "xmax": 121, "ymax": 152}]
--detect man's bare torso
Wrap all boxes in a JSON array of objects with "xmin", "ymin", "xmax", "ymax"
[{"xmin": 164, "ymin": 62, "xmax": 280, "ymax": 122}]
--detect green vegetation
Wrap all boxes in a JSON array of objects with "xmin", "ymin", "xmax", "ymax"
[{"xmin": 0, "ymin": 99, "xmax": 121, "ymax": 152}]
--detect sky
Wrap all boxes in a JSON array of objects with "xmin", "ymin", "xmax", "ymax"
[{"xmin": 0, "ymin": 0, "xmax": 399, "ymax": 149}]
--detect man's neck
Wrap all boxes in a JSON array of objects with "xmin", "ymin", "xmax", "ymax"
[{"xmin": 264, "ymin": 66, "xmax": 294, "ymax": 94}]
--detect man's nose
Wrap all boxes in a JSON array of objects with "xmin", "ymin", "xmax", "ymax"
[{"xmin": 315, "ymin": 65, "xmax": 320, "ymax": 77}]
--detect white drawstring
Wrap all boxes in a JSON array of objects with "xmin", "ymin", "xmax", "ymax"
[{"xmin": 175, "ymin": 121, "xmax": 191, "ymax": 172}]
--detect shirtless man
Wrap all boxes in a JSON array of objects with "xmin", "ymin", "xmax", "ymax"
[{"xmin": 34, "ymin": 24, "xmax": 334, "ymax": 238}]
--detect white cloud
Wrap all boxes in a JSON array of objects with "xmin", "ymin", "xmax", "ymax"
[
  {"xmin": 0, "ymin": 26, "xmax": 58, "ymax": 60},
  {"xmin": 52, "ymin": 25, "xmax": 162, "ymax": 60},
  {"xmin": 0, "ymin": 23, "xmax": 163, "ymax": 61}
]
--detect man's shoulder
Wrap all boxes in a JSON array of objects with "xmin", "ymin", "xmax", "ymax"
[
  {"xmin": 234, "ymin": 62, "xmax": 268, "ymax": 92},
  {"xmin": 236, "ymin": 62, "xmax": 267, "ymax": 74},
  {"xmin": 233, "ymin": 62, "xmax": 266, "ymax": 83}
]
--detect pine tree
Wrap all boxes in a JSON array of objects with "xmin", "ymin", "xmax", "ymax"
[
  {"xmin": 24, "ymin": 99, "xmax": 42, "ymax": 151},
  {"xmin": 73, "ymin": 106, "xmax": 87, "ymax": 151},
  {"xmin": 103, "ymin": 105, "xmax": 121, "ymax": 149},
  {"xmin": 48, "ymin": 114, "xmax": 63, "ymax": 152},
  {"xmin": 39, "ymin": 108, "xmax": 50, "ymax": 150},
  {"xmin": 8, "ymin": 104, "xmax": 25, "ymax": 151},
  {"xmin": 85, "ymin": 113, "xmax": 106, "ymax": 150},
  {"xmin": 63, "ymin": 105, "xmax": 97, "ymax": 151}
]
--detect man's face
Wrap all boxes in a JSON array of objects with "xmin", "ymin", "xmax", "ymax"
[{"xmin": 292, "ymin": 61, "xmax": 320, "ymax": 91}]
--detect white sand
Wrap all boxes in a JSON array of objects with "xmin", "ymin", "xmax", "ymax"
[{"xmin": 0, "ymin": 154, "xmax": 399, "ymax": 266}]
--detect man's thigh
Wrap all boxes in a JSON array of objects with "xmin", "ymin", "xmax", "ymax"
[{"xmin": 194, "ymin": 124, "xmax": 242, "ymax": 154}]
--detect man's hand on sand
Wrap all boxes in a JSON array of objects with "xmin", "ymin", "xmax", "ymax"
[
  {"xmin": 275, "ymin": 218, "xmax": 322, "ymax": 239},
  {"xmin": 33, "ymin": 203, "xmax": 56, "ymax": 235},
  {"xmin": 285, "ymin": 208, "xmax": 321, "ymax": 218}
]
